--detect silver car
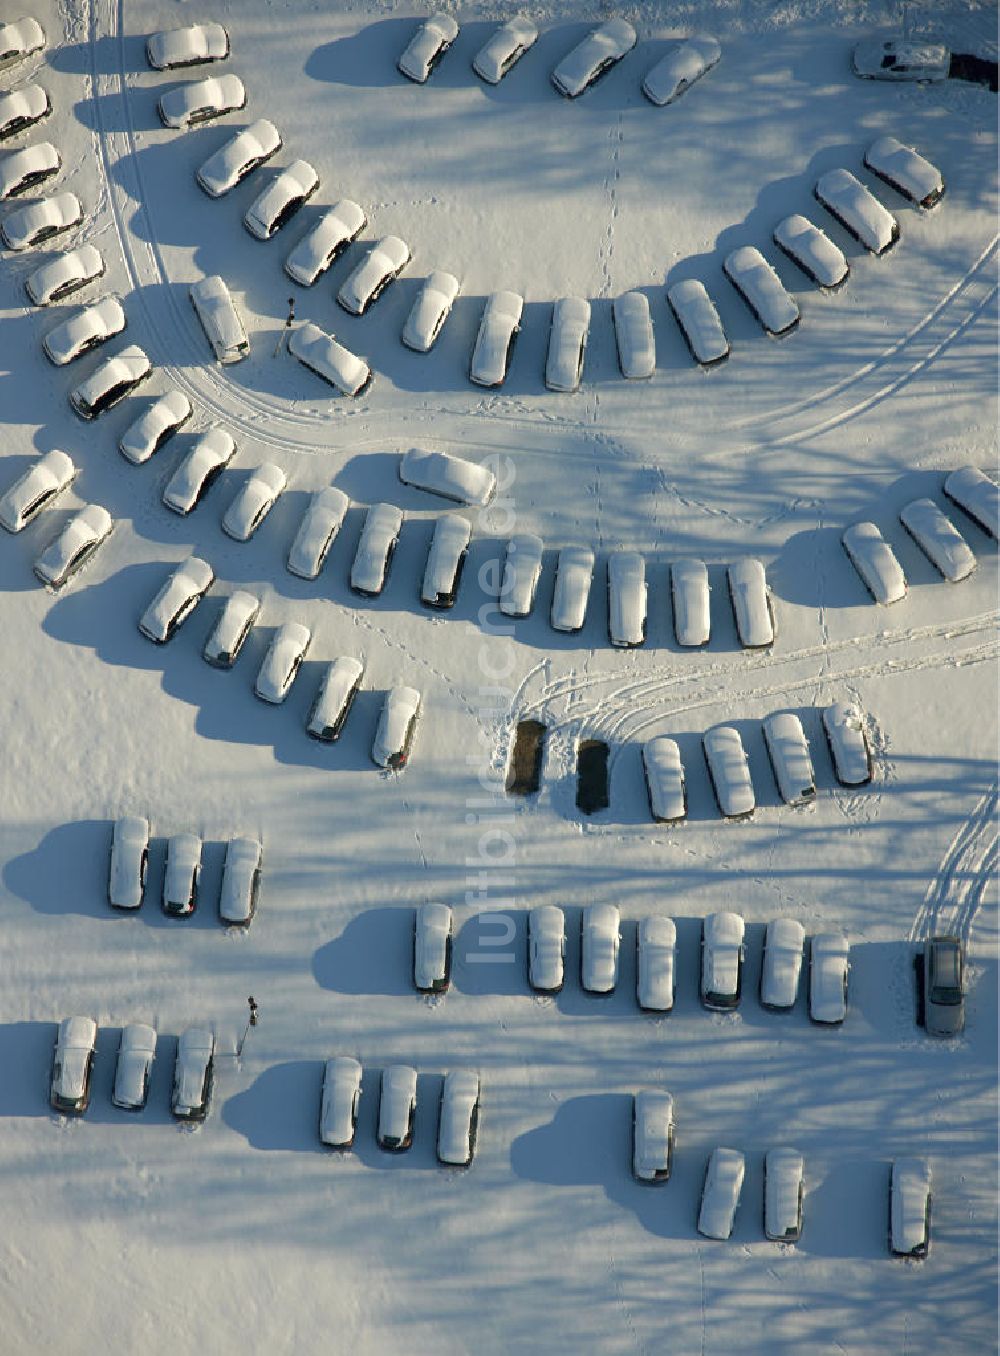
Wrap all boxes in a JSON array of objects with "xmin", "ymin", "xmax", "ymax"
[
  {"xmin": 222, "ymin": 462, "xmax": 286, "ymax": 542},
  {"xmin": 112, "ymin": 1024, "xmax": 157, "ymax": 1111},
  {"xmin": 809, "ymin": 933, "xmax": 849, "ymax": 1025},
  {"xmin": 108, "ymin": 815, "xmax": 150, "ymax": 911},
  {"xmin": 0, "ymin": 448, "xmax": 75, "ymax": 533},
  {"xmin": 421, "ymin": 514, "xmax": 471, "ymax": 609},
  {"xmin": 864, "ymin": 134, "xmax": 944, "ymax": 208},
  {"xmin": 320, "ymin": 1056, "xmax": 362, "ymax": 1149},
  {"xmin": 157, "ymin": 74, "xmax": 245, "ymax": 130},
  {"xmin": 0, "ymin": 82, "xmax": 49, "ymax": 140},
  {"xmin": 528, "ymin": 904, "xmax": 565, "ymax": 994},
  {"xmin": 33, "ymin": 503, "xmax": 113, "ymax": 591},
  {"xmin": 399, "ymin": 446, "xmax": 496, "ymax": 507},
  {"xmin": 890, "ymin": 1158, "xmax": 931, "ymax": 1258},
  {"xmin": 473, "ymin": 17, "xmax": 538, "ymax": 85},
  {"xmin": 377, "ymin": 1065, "xmax": 418, "ymax": 1150},
  {"xmin": 632, "ymin": 1090, "xmax": 675, "ymax": 1182},
  {"xmin": 724, "ymin": 246, "xmax": 799, "ymax": 338},
  {"xmin": 196, "ymin": 118, "xmax": 281, "ymax": 198},
  {"xmin": 551, "ymin": 19, "xmax": 636, "ymax": 98},
  {"xmin": 163, "ymin": 831, "xmax": 201, "ymax": 917},
  {"xmin": 772, "ymin": 214, "xmax": 848, "ymax": 290},
  {"xmin": 119, "ymin": 390, "xmax": 191, "ymax": 464},
  {"xmin": 287, "ymin": 486, "xmax": 349, "ymax": 579},
  {"xmin": 760, "ymin": 918, "xmax": 805, "ymax": 1010},
  {"xmin": 815, "ymin": 168, "xmax": 899, "ymax": 255},
  {"xmin": 189, "ymin": 275, "xmax": 248, "ymax": 364},
  {"xmin": 765, "ymin": 1147, "xmax": 804, "ymax": 1242},
  {"xmin": 1, "ymin": 189, "xmax": 81, "ymax": 251},
  {"xmin": 701, "ymin": 911, "xmax": 745, "ymax": 1010},
  {"xmin": 642, "ymin": 34, "xmax": 721, "ymax": 106},
  {"xmin": 727, "ymin": 557, "xmax": 774, "ymax": 648},
  {"xmin": 698, "ymin": 1147, "xmax": 745, "ymax": 1240},
  {"xmin": 162, "ymin": 427, "xmax": 236, "ymax": 515},
  {"xmin": 551, "ymin": 545, "xmax": 594, "ymax": 633},
  {"xmin": 25, "ymin": 243, "xmax": 105, "ymax": 306},
  {"xmin": 147, "ymin": 21, "xmax": 229, "ymax": 70},
  {"xmin": 581, "ymin": 903, "xmax": 620, "ymax": 994},
  {"xmin": 545, "ymin": 296, "xmax": 590, "ymax": 393},
  {"xmin": 307, "ymin": 656, "xmax": 364, "ymax": 742},
  {"xmin": 50, "ymin": 1016, "xmax": 97, "ymax": 1115},
  {"xmin": 397, "ymin": 14, "xmax": 459, "ymax": 83},
  {"xmin": 244, "ymin": 159, "xmax": 318, "ymax": 240},
  {"xmin": 372, "ymin": 685, "xmax": 421, "ymax": 770},
  {"xmin": 666, "ymin": 279, "xmax": 729, "ymax": 366},
  {"xmin": 500, "ymin": 532, "xmax": 543, "ymax": 618},
  {"xmin": 613, "ymin": 291, "xmax": 655, "ymax": 379},
  {"xmin": 470, "ymin": 290, "xmax": 522, "ymax": 387},
  {"xmin": 337, "ymin": 235, "xmax": 410, "ymax": 315},
  {"xmin": 138, "ymin": 556, "xmax": 214, "ymax": 644},
  {"xmin": 0, "ymin": 139, "xmax": 60, "ymax": 199},
  {"xmin": 762, "ymin": 712, "xmax": 816, "ymax": 807},
  {"xmin": 284, "ymin": 201, "xmax": 366, "ymax": 286},
  {"xmin": 636, "ymin": 915, "xmax": 676, "ymax": 1013},
  {"xmin": 842, "ymin": 521, "xmax": 907, "ymax": 605},
  {"xmin": 923, "ymin": 936, "xmax": 965, "ymax": 1036},
  {"xmin": 943, "ymin": 465, "xmax": 998, "ymax": 540},
  {"xmin": 255, "ymin": 622, "xmax": 311, "ymax": 704},
  {"xmin": 288, "ymin": 321, "xmax": 371, "ymax": 397},
  {"xmin": 642, "ymin": 737, "xmax": 686, "ymax": 824},
  {"xmin": 899, "ymin": 498, "xmax": 976, "ymax": 583},
  {"xmin": 414, "ymin": 902, "xmax": 452, "ymax": 994},
  {"xmin": 703, "ymin": 725, "xmax": 755, "ymax": 820},
  {"xmin": 203, "ymin": 590, "xmax": 260, "ymax": 669},
  {"xmin": 0, "ymin": 16, "xmax": 45, "ymax": 72},
  {"xmin": 350, "ymin": 502, "xmax": 403, "ymax": 595},
  {"xmin": 69, "ymin": 344, "xmax": 150, "ymax": 419},
  {"xmin": 42, "ymin": 295, "xmax": 125, "ymax": 367},
  {"xmin": 822, "ymin": 701, "xmax": 872, "ymax": 787},
  {"xmin": 607, "ymin": 550, "xmax": 647, "ymax": 647},
  {"xmin": 219, "ymin": 836, "xmax": 262, "ymax": 926},
  {"xmin": 402, "ymin": 270, "xmax": 459, "ymax": 352},
  {"xmin": 671, "ymin": 559, "xmax": 710, "ymax": 646},
  {"xmin": 437, "ymin": 1069, "xmax": 481, "ymax": 1167},
  {"xmin": 171, "ymin": 1027, "xmax": 215, "ymax": 1121}
]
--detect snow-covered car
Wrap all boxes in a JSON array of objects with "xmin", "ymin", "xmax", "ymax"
[
  {"xmin": 2, "ymin": 189, "xmax": 81, "ymax": 250},
  {"xmin": 255, "ymin": 621, "xmax": 311, "ymax": 704},
  {"xmin": 171, "ymin": 1027, "xmax": 215, "ymax": 1122},
  {"xmin": 864, "ymin": 135, "xmax": 944, "ymax": 209},
  {"xmin": 337, "ymin": 234, "xmax": 410, "ymax": 315},
  {"xmin": 202, "ymin": 589, "xmax": 260, "ymax": 668},
  {"xmin": 760, "ymin": 918, "xmax": 805, "ymax": 1010},
  {"xmin": 195, "ymin": 118, "xmax": 281, "ymax": 198},
  {"xmin": 163, "ymin": 427, "xmax": 236, "ymax": 515},
  {"xmin": 377, "ymin": 1065, "xmax": 418, "ymax": 1150},
  {"xmin": 0, "ymin": 17, "xmax": 45, "ymax": 72},
  {"xmin": 545, "ymin": 296, "xmax": 590, "ymax": 393},
  {"xmin": 642, "ymin": 33, "xmax": 721, "ymax": 106},
  {"xmin": 666, "ymin": 279, "xmax": 729, "ymax": 366},
  {"xmin": 372, "ymin": 685, "xmax": 421, "ymax": 769},
  {"xmin": 288, "ymin": 320, "xmax": 371, "ymax": 397},
  {"xmin": 703, "ymin": 725, "xmax": 755, "ymax": 819},
  {"xmin": 163, "ymin": 831, "xmax": 202, "ymax": 916},
  {"xmin": 222, "ymin": 462, "xmax": 286, "ymax": 542},
  {"xmin": 470, "ymin": 290, "xmax": 523, "ymax": 387},
  {"xmin": 581, "ymin": 903, "xmax": 621, "ymax": 994},
  {"xmin": 25, "ymin": 243, "xmax": 104, "ymax": 306},
  {"xmin": 350, "ymin": 501, "xmax": 403, "ymax": 595},
  {"xmin": 398, "ymin": 13, "xmax": 459, "ymax": 83},
  {"xmin": 320, "ymin": 1056, "xmax": 362, "ymax": 1149},
  {"xmin": 890, "ymin": 1158, "xmax": 931, "ymax": 1258},
  {"xmin": 147, "ymin": 21, "xmax": 229, "ymax": 70},
  {"xmin": 42, "ymin": 295, "xmax": 126, "ymax": 366},
  {"xmin": 402, "ymin": 270, "xmax": 459, "ymax": 352},
  {"xmin": 244, "ymin": 159, "xmax": 318, "ymax": 240},
  {"xmin": 473, "ymin": 16, "xmax": 538, "ymax": 84},
  {"xmin": 765, "ymin": 1147, "xmax": 804, "ymax": 1242},
  {"xmin": 551, "ymin": 544, "xmax": 594, "ymax": 633},
  {"xmin": 287, "ymin": 486, "xmax": 349, "ymax": 580},
  {"xmin": 438, "ymin": 1069, "xmax": 481, "ymax": 1167},
  {"xmin": 923, "ymin": 935, "xmax": 965, "ymax": 1037},
  {"xmin": 899, "ymin": 498, "xmax": 975, "ymax": 582},
  {"xmin": 727, "ymin": 557, "xmax": 774, "ymax": 648},
  {"xmin": 33, "ymin": 503, "xmax": 113, "ymax": 590},
  {"xmin": 71, "ymin": 343, "xmax": 151, "ymax": 418},
  {"xmin": 414, "ymin": 901, "xmax": 452, "ymax": 994},
  {"xmin": 822, "ymin": 701, "xmax": 872, "ymax": 787},
  {"xmin": 698, "ymin": 1147, "xmax": 745, "ymax": 1240},
  {"xmin": 111, "ymin": 1023, "xmax": 157, "ymax": 1111},
  {"xmin": 636, "ymin": 915, "xmax": 676, "ymax": 1013},
  {"xmin": 943, "ymin": 465, "xmax": 998, "ymax": 540},
  {"xmin": 421, "ymin": 514, "xmax": 471, "ymax": 609},
  {"xmin": 613, "ymin": 290, "xmax": 655, "ymax": 379},
  {"xmin": 671, "ymin": 559, "xmax": 711, "ymax": 646},
  {"xmin": 119, "ymin": 390, "xmax": 191, "ymax": 464},
  {"xmin": 0, "ymin": 139, "xmax": 60, "ymax": 199},
  {"xmin": 307, "ymin": 656, "xmax": 364, "ymax": 742},
  {"xmin": 500, "ymin": 532, "xmax": 543, "ymax": 618},
  {"xmin": 189, "ymin": 274, "xmax": 248, "ymax": 364},
  {"xmin": 551, "ymin": 19, "xmax": 637, "ymax": 98},
  {"xmin": 138, "ymin": 555, "xmax": 214, "ymax": 644},
  {"xmin": 108, "ymin": 814, "xmax": 149, "ymax": 911},
  {"xmin": 701, "ymin": 911, "xmax": 745, "ymax": 1011},
  {"xmin": 809, "ymin": 932, "xmax": 849, "ymax": 1025},
  {"xmin": 608, "ymin": 550, "xmax": 647, "ymax": 647},
  {"xmin": 288, "ymin": 486, "xmax": 349, "ymax": 580},
  {"xmin": 284, "ymin": 200, "xmax": 366, "ymax": 286},
  {"xmin": 50, "ymin": 1016, "xmax": 97, "ymax": 1115},
  {"xmin": 724, "ymin": 246, "xmax": 799, "ymax": 337},
  {"xmin": 762, "ymin": 712, "xmax": 816, "ymax": 807},
  {"xmin": 157, "ymin": 74, "xmax": 246, "ymax": 130},
  {"xmin": 853, "ymin": 38, "xmax": 949, "ymax": 82},
  {"xmin": 0, "ymin": 83, "xmax": 49, "ymax": 141},
  {"xmin": 528, "ymin": 904, "xmax": 565, "ymax": 994},
  {"xmin": 842, "ymin": 521, "xmax": 907, "ymax": 604},
  {"xmin": 632, "ymin": 1089, "xmax": 675, "ymax": 1183},
  {"xmin": 219, "ymin": 835, "xmax": 263, "ymax": 926},
  {"xmin": 815, "ymin": 168, "xmax": 899, "ymax": 255},
  {"xmin": 642, "ymin": 736, "xmax": 686, "ymax": 824},
  {"xmin": 399, "ymin": 446, "xmax": 496, "ymax": 507},
  {"xmin": 772, "ymin": 214, "xmax": 848, "ymax": 289},
  {"xmin": 0, "ymin": 448, "xmax": 75, "ymax": 533}
]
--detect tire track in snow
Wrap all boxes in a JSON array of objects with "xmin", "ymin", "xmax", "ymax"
[{"xmin": 909, "ymin": 782, "xmax": 998, "ymax": 942}]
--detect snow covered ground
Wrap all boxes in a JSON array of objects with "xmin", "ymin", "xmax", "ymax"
[{"xmin": 0, "ymin": 0, "xmax": 996, "ymax": 1351}]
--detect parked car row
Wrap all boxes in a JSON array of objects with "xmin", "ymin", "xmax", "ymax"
[
  {"xmin": 320, "ymin": 1059, "xmax": 481, "ymax": 1166},
  {"xmin": 108, "ymin": 815, "xmax": 263, "ymax": 925},
  {"xmin": 0, "ymin": 449, "xmax": 116, "ymax": 588},
  {"xmin": 842, "ymin": 482, "xmax": 989, "ymax": 603},
  {"xmin": 642, "ymin": 703, "xmax": 872, "ymax": 824},
  {"xmin": 396, "ymin": 16, "xmax": 721, "ymax": 108},
  {"xmin": 50, "ymin": 1017, "xmax": 215, "ymax": 1122}
]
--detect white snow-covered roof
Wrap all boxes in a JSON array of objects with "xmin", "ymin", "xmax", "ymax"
[
  {"xmin": 470, "ymin": 290, "xmax": 523, "ymax": 387},
  {"xmin": 222, "ymin": 462, "xmax": 286, "ymax": 542},
  {"xmin": 727, "ymin": 557, "xmax": 774, "ymax": 648},
  {"xmin": 255, "ymin": 622, "xmax": 311, "ymax": 704},
  {"xmin": 551, "ymin": 545, "xmax": 595, "ymax": 632},
  {"xmin": 350, "ymin": 501, "xmax": 403, "ymax": 594},
  {"xmin": 398, "ymin": 14, "xmax": 459, "ymax": 83},
  {"xmin": 414, "ymin": 901, "xmax": 452, "ymax": 990},
  {"xmin": 891, "ymin": 1158, "xmax": 932, "ymax": 1254},
  {"xmin": 529, "ymin": 905, "xmax": 565, "ymax": 992},
  {"xmin": 25, "ymin": 243, "xmax": 104, "ymax": 306},
  {"xmin": 421, "ymin": 514, "xmax": 471, "ymax": 606},
  {"xmin": 473, "ymin": 17, "xmax": 538, "ymax": 85},
  {"xmin": 147, "ymin": 22, "xmax": 229, "ymax": 71},
  {"xmin": 551, "ymin": 19, "xmax": 636, "ymax": 98},
  {"xmin": 372, "ymin": 685, "xmax": 421, "ymax": 768},
  {"xmin": 702, "ymin": 911, "xmax": 745, "ymax": 1003},
  {"xmin": 288, "ymin": 321, "xmax": 370, "ymax": 396},
  {"xmin": 764, "ymin": 1148, "xmax": 804, "ymax": 1240},
  {"xmin": 190, "ymin": 274, "xmax": 248, "ymax": 364},
  {"xmin": 158, "ymin": 74, "xmax": 245, "ymax": 130},
  {"xmin": 338, "ymin": 235, "xmax": 409, "ymax": 314},
  {"xmin": 642, "ymin": 34, "xmax": 721, "ymax": 106},
  {"xmin": 773, "ymin": 215, "xmax": 848, "ymax": 289},
  {"xmin": 378, "ymin": 1065, "xmax": 418, "ymax": 1143},
  {"xmin": 637, "ymin": 915, "xmax": 677, "ymax": 1011},
  {"xmin": 608, "ymin": 550, "xmax": 647, "ymax": 647},
  {"xmin": 196, "ymin": 119, "xmax": 281, "ymax": 198},
  {"xmin": 284, "ymin": 201, "xmax": 366, "ymax": 286},
  {"xmin": 320, "ymin": 1056, "xmax": 362, "ymax": 1147},
  {"xmin": 43, "ymin": 295, "xmax": 125, "ymax": 366},
  {"xmin": 163, "ymin": 427, "xmax": 235, "ymax": 515},
  {"xmin": 666, "ymin": 279, "xmax": 729, "ymax": 365},
  {"xmin": 138, "ymin": 556, "xmax": 214, "ymax": 643},
  {"xmin": 671, "ymin": 559, "xmax": 710, "ymax": 646},
  {"xmin": 2, "ymin": 190, "xmax": 81, "ymax": 250},
  {"xmin": 760, "ymin": 919, "xmax": 806, "ymax": 1009},
  {"xmin": 402, "ymin": 271, "xmax": 459, "ymax": 352},
  {"xmin": 164, "ymin": 832, "xmax": 201, "ymax": 909},
  {"xmin": 865, "ymin": 136, "xmax": 944, "ymax": 208},
  {"xmin": 703, "ymin": 726, "xmax": 755, "ymax": 818},
  {"xmin": 822, "ymin": 702, "xmax": 872, "ymax": 787},
  {"xmin": 119, "ymin": 390, "xmax": 191, "ymax": 464},
  {"xmin": 698, "ymin": 1148, "xmax": 745, "ymax": 1239},
  {"xmin": 809, "ymin": 933, "xmax": 849, "ymax": 1023},
  {"xmin": 0, "ymin": 82, "xmax": 48, "ymax": 138},
  {"xmin": 582, "ymin": 903, "xmax": 620, "ymax": 992},
  {"xmin": 0, "ymin": 17, "xmax": 45, "ymax": 69},
  {"xmin": 545, "ymin": 296, "xmax": 590, "ymax": 392},
  {"xmin": 642, "ymin": 737, "xmax": 686, "ymax": 823},
  {"xmin": 33, "ymin": 503, "xmax": 112, "ymax": 590},
  {"xmin": 109, "ymin": 815, "xmax": 149, "ymax": 910},
  {"xmin": 815, "ymin": 169, "xmax": 898, "ymax": 255},
  {"xmin": 842, "ymin": 521, "xmax": 907, "ymax": 605},
  {"xmin": 287, "ymin": 486, "xmax": 349, "ymax": 579},
  {"xmin": 219, "ymin": 836, "xmax": 262, "ymax": 924},
  {"xmin": 613, "ymin": 291, "xmax": 655, "ymax": 379},
  {"xmin": 400, "ymin": 446, "xmax": 496, "ymax": 507},
  {"xmin": 244, "ymin": 159, "xmax": 318, "ymax": 240},
  {"xmin": 438, "ymin": 1069, "xmax": 480, "ymax": 1165},
  {"xmin": 724, "ymin": 246, "xmax": 800, "ymax": 337},
  {"xmin": 307, "ymin": 656, "xmax": 364, "ymax": 741},
  {"xmin": 203, "ymin": 590, "xmax": 260, "ymax": 667},
  {"xmin": 0, "ymin": 448, "xmax": 75, "ymax": 533},
  {"xmin": 0, "ymin": 139, "xmax": 59, "ymax": 199},
  {"xmin": 763, "ymin": 712, "xmax": 816, "ymax": 807},
  {"xmin": 633, "ymin": 1090, "xmax": 674, "ymax": 1179},
  {"xmin": 499, "ymin": 532, "xmax": 544, "ymax": 618},
  {"xmin": 899, "ymin": 498, "xmax": 976, "ymax": 583},
  {"xmin": 943, "ymin": 465, "xmax": 998, "ymax": 540}
]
